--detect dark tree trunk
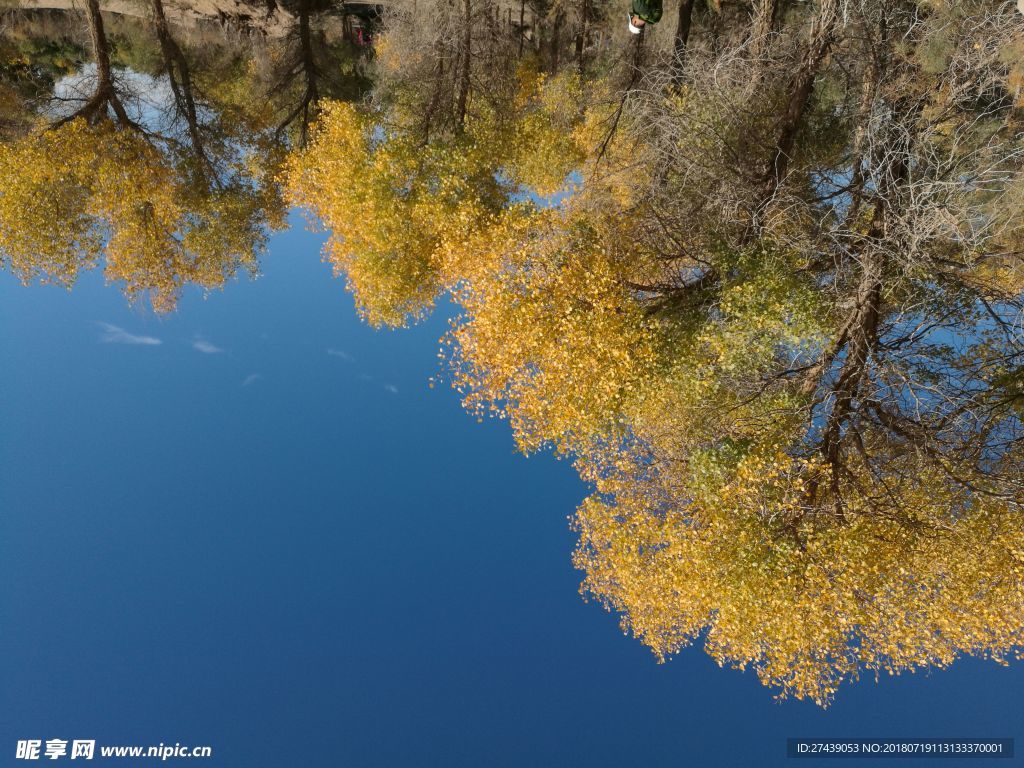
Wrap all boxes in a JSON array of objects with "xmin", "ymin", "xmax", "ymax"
[
  {"xmin": 151, "ymin": 0, "xmax": 205, "ymax": 164},
  {"xmin": 549, "ymin": 8, "xmax": 563, "ymax": 72},
  {"xmin": 456, "ymin": 0, "xmax": 472, "ymax": 129},
  {"xmin": 55, "ymin": 0, "xmax": 136, "ymax": 128},
  {"xmin": 86, "ymin": 0, "xmax": 113, "ymax": 91},
  {"xmin": 672, "ymin": 0, "xmax": 696, "ymax": 72},
  {"xmin": 275, "ymin": 0, "xmax": 321, "ymax": 145},
  {"xmin": 748, "ymin": 0, "xmax": 781, "ymax": 64},
  {"xmin": 758, "ymin": 0, "xmax": 839, "ymax": 205},
  {"xmin": 574, "ymin": 0, "xmax": 588, "ymax": 76},
  {"xmin": 518, "ymin": 0, "xmax": 525, "ymax": 56},
  {"xmin": 846, "ymin": 14, "xmax": 888, "ymax": 224}
]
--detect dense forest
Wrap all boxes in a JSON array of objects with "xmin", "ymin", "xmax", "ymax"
[{"xmin": 2, "ymin": 0, "xmax": 1024, "ymax": 705}]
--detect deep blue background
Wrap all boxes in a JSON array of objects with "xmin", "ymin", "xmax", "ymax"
[{"xmin": 1, "ymin": 216, "xmax": 1021, "ymax": 767}]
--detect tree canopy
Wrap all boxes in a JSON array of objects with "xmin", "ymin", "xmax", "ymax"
[
  {"xmin": 3, "ymin": 0, "xmax": 1024, "ymax": 705},
  {"xmin": 285, "ymin": 0, "xmax": 1024, "ymax": 705},
  {"xmin": 0, "ymin": 0, "xmax": 373, "ymax": 309}
]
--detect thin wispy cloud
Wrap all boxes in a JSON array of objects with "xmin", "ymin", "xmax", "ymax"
[
  {"xmin": 193, "ymin": 337, "xmax": 224, "ymax": 354},
  {"xmin": 98, "ymin": 322, "xmax": 162, "ymax": 346},
  {"xmin": 327, "ymin": 348, "xmax": 354, "ymax": 361},
  {"xmin": 242, "ymin": 374, "xmax": 261, "ymax": 387},
  {"xmin": 384, "ymin": 384, "xmax": 399, "ymax": 394}
]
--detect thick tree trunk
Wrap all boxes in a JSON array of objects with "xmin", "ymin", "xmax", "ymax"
[
  {"xmin": 151, "ymin": 0, "xmax": 205, "ymax": 163},
  {"xmin": 456, "ymin": 0, "xmax": 472, "ymax": 129},
  {"xmin": 550, "ymin": 7, "xmax": 563, "ymax": 72},
  {"xmin": 518, "ymin": 0, "xmax": 525, "ymax": 56},
  {"xmin": 273, "ymin": 1, "xmax": 320, "ymax": 145},
  {"xmin": 673, "ymin": 0, "xmax": 696, "ymax": 67},
  {"xmin": 574, "ymin": 0, "xmax": 588, "ymax": 76},
  {"xmin": 757, "ymin": 0, "xmax": 839, "ymax": 208},
  {"xmin": 808, "ymin": 139, "xmax": 909, "ymax": 517},
  {"xmin": 297, "ymin": 1, "xmax": 319, "ymax": 146},
  {"xmin": 85, "ymin": 0, "xmax": 113, "ymax": 91},
  {"xmin": 819, "ymin": 245, "xmax": 885, "ymax": 470},
  {"xmin": 748, "ymin": 0, "xmax": 781, "ymax": 64},
  {"xmin": 55, "ymin": 0, "xmax": 134, "ymax": 127},
  {"xmin": 420, "ymin": 60, "xmax": 445, "ymax": 143},
  {"xmin": 846, "ymin": 14, "xmax": 888, "ymax": 225}
]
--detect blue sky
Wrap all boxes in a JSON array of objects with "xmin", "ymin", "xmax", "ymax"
[{"xmin": 0, "ymin": 215, "xmax": 1021, "ymax": 767}]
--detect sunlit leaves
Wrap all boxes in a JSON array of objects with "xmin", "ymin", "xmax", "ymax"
[
  {"xmin": 0, "ymin": 120, "xmax": 276, "ymax": 311},
  {"xmin": 267, "ymin": 0, "xmax": 1024, "ymax": 706},
  {"xmin": 447, "ymin": 205, "xmax": 661, "ymax": 452},
  {"xmin": 0, "ymin": 121, "xmax": 102, "ymax": 285},
  {"xmin": 575, "ymin": 454, "xmax": 1024, "ymax": 705},
  {"xmin": 284, "ymin": 69, "xmax": 587, "ymax": 327},
  {"xmin": 284, "ymin": 100, "xmax": 504, "ymax": 326}
]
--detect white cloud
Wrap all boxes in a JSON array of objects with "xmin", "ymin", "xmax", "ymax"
[
  {"xmin": 193, "ymin": 338, "xmax": 223, "ymax": 354},
  {"xmin": 327, "ymin": 348, "xmax": 354, "ymax": 361},
  {"xmin": 384, "ymin": 384, "xmax": 399, "ymax": 394},
  {"xmin": 242, "ymin": 374, "xmax": 261, "ymax": 387},
  {"xmin": 98, "ymin": 322, "xmax": 162, "ymax": 346}
]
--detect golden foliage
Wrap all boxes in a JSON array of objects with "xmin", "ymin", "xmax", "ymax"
[
  {"xmin": 283, "ymin": 2, "xmax": 1024, "ymax": 705},
  {"xmin": 0, "ymin": 120, "xmax": 276, "ymax": 311},
  {"xmin": 574, "ymin": 452, "xmax": 1024, "ymax": 705},
  {"xmin": 284, "ymin": 100, "xmax": 502, "ymax": 326},
  {"xmin": 447, "ymin": 205, "xmax": 661, "ymax": 452},
  {"xmin": 284, "ymin": 70, "xmax": 587, "ymax": 327}
]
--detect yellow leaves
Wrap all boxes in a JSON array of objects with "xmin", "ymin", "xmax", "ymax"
[
  {"xmin": 501, "ymin": 70, "xmax": 586, "ymax": 197},
  {"xmin": 284, "ymin": 100, "xmax": 522, "ymax": 327},
  {"xmin": 0, "ymin": 119, "xmax": 274, "ymax": 311},
  {"xmin": 445, "ymin": 205, "xmax": 662, "ymax": 453},
  {"xmin": 279, "ymin": 39, "xmax": 1024, "ymax": 710},
  {"xmin": 0, "ymin": 120, "xmax": 101, "ymax": 285},
  {"xmin": 571, "ymin": 97, "xmax": 654, "ymax": 210},
  {"xmin": 285, "ymin": 101, "xmax": 442, "ymax": 326},
  {"xmin": 574, "ymin": 442, "xmax": 1024, "ymax": 706},
  {"xmin": 283, "ymin": 71, "xmax": 589, "ymax": 327},
  {"xmin": 89, "ymin": 130, "xmax": 184, "ymax": 310},
  {"xmin": 371, "ymin": 34, "xmax": 412, "ymax": 77}
]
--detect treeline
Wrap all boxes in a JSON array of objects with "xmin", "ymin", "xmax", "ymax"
[
  {"xmin": 0, "ymin": 0, "xmax": 375, "ymax": 306},
  {"xmin": 289, "ymin": 0, "xmax": 1024, "ymax": 705},
  {"xmin": 3, "ymin": 0, "xmax": 1024, "ymax": 705}
]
